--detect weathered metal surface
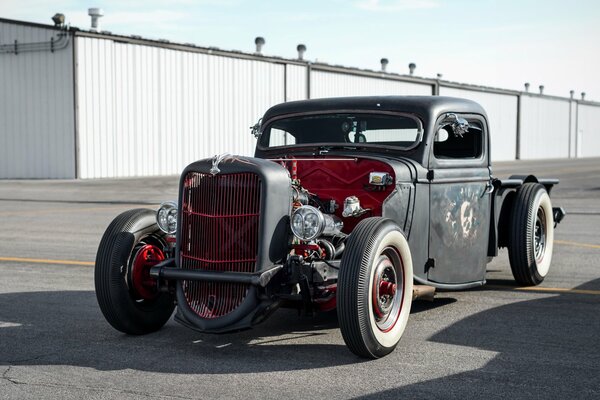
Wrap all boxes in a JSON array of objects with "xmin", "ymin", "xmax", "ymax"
[
  {"xmin": 427, "ymin": 167, "xmax": 491, "ymax": 285},
  {"xmin": 412, "ymin": 285, "xmax": 436, "ymax": 301}
]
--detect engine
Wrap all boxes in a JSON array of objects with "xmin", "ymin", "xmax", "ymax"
[
  {"xmin": 156, "ymin": 154, "xmax": 399, "ymax": 329},
  {"xmin": 276, "ymin": 156, "xmax": 397, "ymax": 311}
]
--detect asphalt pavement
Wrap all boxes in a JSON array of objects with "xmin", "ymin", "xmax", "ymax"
[{"xmin": 0, "ymin": 157, "xmax": 599, "ymax": 399}]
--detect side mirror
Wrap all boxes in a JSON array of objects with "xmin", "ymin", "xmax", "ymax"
[{"xmin": 440, "ymin": 113, "xmax": 469, "ymax": 137}]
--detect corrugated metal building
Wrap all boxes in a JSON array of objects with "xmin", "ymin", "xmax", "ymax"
[{"xmin": 1, "ymin": 17, "xmax": 599, "ymax": 179}]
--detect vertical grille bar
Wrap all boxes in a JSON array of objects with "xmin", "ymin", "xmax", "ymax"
[{"xmin": 180, "ymin": 172, "xmax": 261, "ymax": 319}]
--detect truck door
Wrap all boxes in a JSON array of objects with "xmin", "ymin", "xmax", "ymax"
[{"xmin": 427, "ymin": 114, "xmax": 491, "ymax": 285}]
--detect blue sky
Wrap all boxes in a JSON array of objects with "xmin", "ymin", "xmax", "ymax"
[{"xmin": 2, "ymin": 0, "xmax": 599, "ymax": 99}]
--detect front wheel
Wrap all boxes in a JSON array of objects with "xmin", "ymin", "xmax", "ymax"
[
  {"xmin": 95, "ymin": 209, "xmax": 175, "ymax": 335},
  {"xmin": 337, "ymin": 218, "xmax": 413, "ymax": 359}
]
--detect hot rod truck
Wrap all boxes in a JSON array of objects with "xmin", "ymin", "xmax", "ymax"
[{"xmin": 95, "ymin": 96, "xmax": 565, "ymax": 359}]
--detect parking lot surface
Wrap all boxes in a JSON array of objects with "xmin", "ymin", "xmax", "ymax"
[{"xmin": 1, "ymin": 158, "xmax": 599, "ymax": 399}]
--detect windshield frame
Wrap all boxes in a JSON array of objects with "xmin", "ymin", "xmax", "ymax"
[{"xmin": 257, "ymin": 110, "xmax": 425, "ymax": 152}]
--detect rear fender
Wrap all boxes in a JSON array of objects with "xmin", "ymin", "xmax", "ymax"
[{"xmin": 492, "ymin": 175, "xmax": 561, "ymax": 251}]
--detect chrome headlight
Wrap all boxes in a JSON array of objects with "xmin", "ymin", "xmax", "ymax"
[
  {"xmin": 156, "ymin": 201, "xmax": 178, "ymax": 234},
  {"xmin": 291, "ymin": 205, "xmax": 343, "ymax": 241}
]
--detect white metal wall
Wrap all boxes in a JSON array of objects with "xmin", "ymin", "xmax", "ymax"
[
  {"xmin": 519, "ymin": 96, "xmax": 571, "ymax": 159},
  {"xmin": 76, "ymin": 37, "xmax": 285, "ymax": 178},
  {"xmin": 439, "ymin": 87, "xmax": 518, "ymax": 162},
  {"xmin": 311, "ymin": 70, "xmax": 433, "ymax": 98},
  {"xmin": 577, "ymin": 104, "xmax": 600, "ymax": 157},
  {"xmin": 0, "ymin": 22, "xmax": 75, "ymax": 178},
  {"xmin": 5, "ymin": 20, "xmax": 600, "ymax": 180},
  {"xmin": 285, "ymin": 64, "xmax": 307, "ymax": 102},
  {"xmin": 569, "ymin": 101, "xmax": 578, "ymax": 158}
]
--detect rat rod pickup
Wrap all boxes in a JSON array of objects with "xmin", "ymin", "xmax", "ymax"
[{"xmin": 95, "ymin": 96, "xmax": 565, "ymax": 358}]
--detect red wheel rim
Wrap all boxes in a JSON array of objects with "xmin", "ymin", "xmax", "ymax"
[
  {"xmin": 372, "ymin": 246, "xmax": 404, "ymax": 332},
  {"xmin": 131, "ymin": 244, "xmax": 165, "ymax": 300}
]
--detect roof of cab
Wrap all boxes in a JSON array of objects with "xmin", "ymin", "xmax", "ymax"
[{"xmin": 261, "ymin": 96, "xmax": 487, "ymax": 124}]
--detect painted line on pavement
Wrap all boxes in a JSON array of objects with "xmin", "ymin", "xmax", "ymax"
[
  {"xmin": 555, "ymin": 239, "xmax": 600, "ymax": 250},
  {"xmin": 0, "ymin": 256, "xmax": 94, "ymax": 266},
  {"xmin": 485, "ymin": 285, "xmax": 600, "ymax": 296},
  {"xmin": 0, "ymin": 204, "xmax": 159, "ymax": 217}
]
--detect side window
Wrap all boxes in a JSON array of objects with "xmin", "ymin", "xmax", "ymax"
[
  {"xmin": 268, "ymin": 128, "xmax": 296, "ymax": 147},
  {"xmin": 434, "ymin": 121, "xmax": 483, "ymax": 159}
]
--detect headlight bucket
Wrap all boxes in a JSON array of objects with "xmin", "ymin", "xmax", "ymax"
[
  {"xmin": 156, "ymin": 201, "xmax": 178, "ymax": 234},
  {"xmin": 291, "ymin": 205, "xmax": 343, "ymax": 241}
]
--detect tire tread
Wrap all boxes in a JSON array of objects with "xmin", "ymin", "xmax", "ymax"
[
  {"xmin": 95, "ymin": 209, "xmax": 174, "ymax": 335},
  {"xmin": 508, "ymin": 183, "xmax": 545, "ymax": 286}
]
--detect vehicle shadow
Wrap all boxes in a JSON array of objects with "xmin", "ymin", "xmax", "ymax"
[
  {"xmin": 354, "ymin": 278, "xmax": 600, "ymax": 399},
  {"xmin": 0, "ymin": 290, "xmax": 356, "ymax": 373},
  {"xmin": 0, "ymin": 290, "xmax": 456, "ymax": 374}
]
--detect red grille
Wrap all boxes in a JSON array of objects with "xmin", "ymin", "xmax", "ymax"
[{"xmin": 180, "ymin": 172, "xmax": 261, "ymax": 319}]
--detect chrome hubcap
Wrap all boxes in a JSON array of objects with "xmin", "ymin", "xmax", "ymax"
[{"xmin": 533, "ymin": 208, "xmax": 547, "ymax": 263}]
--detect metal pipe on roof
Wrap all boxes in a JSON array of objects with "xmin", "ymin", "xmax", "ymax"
[
  {"xmin": 297, "ymin": 44, "xmax": 306, "ymax": 60},
  {"xmin": 408, "ymin": 63, "xmax": 416, "ymax": 75},
  {"xmin": 255, "ymin": 37, "xmax": 265, "ymax": 54},
  {"xmin": 380, "ymin": 58, "xmax": 389, "ymax": 72},
  {"xmin": 88, "ymin": 8, "xmax": 103, "ymax": 32}
]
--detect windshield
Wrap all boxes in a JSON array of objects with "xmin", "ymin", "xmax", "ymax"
[{"xmin": 259, "ymin": 113, "xmax": 423, "ymax": 150}]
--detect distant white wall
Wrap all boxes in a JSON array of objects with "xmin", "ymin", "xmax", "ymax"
[
  {"xmin": 0, "ymin": 22, "xmax": 75, "ymax": 178},
  {"xmin": 311, "ymin": 70, "xmax": 433, "ymax": 98},
  {"xmin": 285, "ymin": 64, "xmax": 307, "ymax": 102},
  {"xmin": 76, "ymin": 37, "xmax": 285, "ymax": 178},
  {"xmin": 4, "ymin": 20, "xmax": 600, "ymax": 180},
  {"xmin": 519, "ymin": 96, "xmax": 571, "ymax": 159},
  {"xmin": 577, "ymin": 104, "xmax": 600, "ymax": 157},
  {"xmin": 569, "ymin": 101, "xmax": 577, "ymax": 158},
  {"xmin": 439, "ymin": 87, "xmax": 518, "ymax": 162}
]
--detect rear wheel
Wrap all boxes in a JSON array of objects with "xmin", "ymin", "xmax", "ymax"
[
  {"xmin": 95, "ymin": 209, "xmax": 175, "ymax": 334},
  {"xmin": 337, "ymin": 218, "xmax": 413, "ymax": 359},
  {"xmin": 508, "ymin": 183, "xmax": 554, "ymax": 285}
]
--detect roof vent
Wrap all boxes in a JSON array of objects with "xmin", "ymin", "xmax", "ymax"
[
  {"xmin": 570, "ymin": 90, "xmax": 575, "ymax": 99},
  {"xmin": 408, "ymin": 62, "xmax": 416, "ymax": 75},
  {"xmin": 436, "ymin": 73, "xmax": 443, "ymax": 79},
  {"xmin": 88, "ymin": 8, "xmax": 104, "ymax": 32},
  {"xmin": 297, "ymin": 44, "xmax": 306, "ymax": 60},
  {"xmin": 581, "ymin": 92, "xmax": 586, "ymax": 101},
  {"xmin": 524, "ymin": 82, "xmax": 530, "ymax": 92},
  {"xmin": 539, "ymin": 85, "xmax": 544, "ymax": 95},
  {"xmin": 380, "ymin": 58, "xmax": 389, "ymax": 72},
  {"xmin": 255, "ymin": 37, "xmax": 265, "ymax": 54},
  {"xmin": 51, "ymin": 13, "xmax": 65, "ymax": 27}
]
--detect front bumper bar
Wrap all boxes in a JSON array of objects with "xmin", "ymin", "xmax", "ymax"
[{"xmin": 149, "ymin": 259, "xmax": 283, "ymax": 287}]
